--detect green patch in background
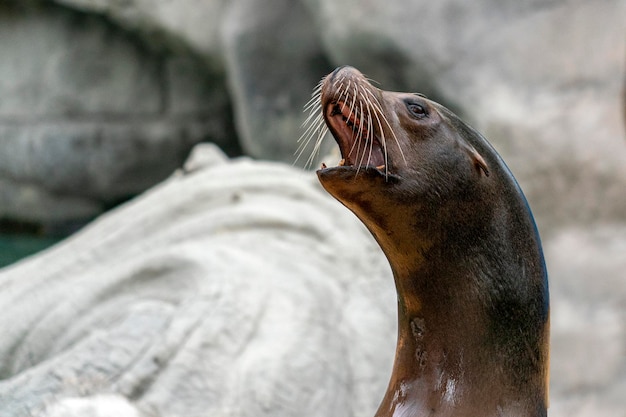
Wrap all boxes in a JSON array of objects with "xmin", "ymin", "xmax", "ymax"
[{"xmin": 0, "ymin": 234, "xmax": 62, "ymax": 269}]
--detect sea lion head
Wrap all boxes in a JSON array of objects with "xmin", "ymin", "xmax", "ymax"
[{"xmin": 311, "ymin": 66, "xmax": 497, "ymax": 273}]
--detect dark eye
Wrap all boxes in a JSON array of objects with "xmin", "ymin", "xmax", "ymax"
[{"xmin": 407, "ymin": 102, "xmax": 427, "ymax": 118}]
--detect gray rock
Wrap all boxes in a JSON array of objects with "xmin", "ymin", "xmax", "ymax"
[
  {"xmin": 0, "ymin": 177, "xmax": 101, "ymax": 226},
  {"xmin": 0, "ymin": 121, "xmax": 207, "ymax": 202},
  {"xmin": 0, "ymin": 3, "xmax": 161, "ymax": 117},
  {"xmin": 221, "ymin": 0, "xmax": 333, "ymax": 163},
  {"xmin": 13, "ymin": 0, "xmax": 623, "ymax": 233},
  {"xmin": 9, "ymin": 0, "xmax": 620, "ymax": 230},
  {"xmin": 52, "ymin": 0, "xmax": 336, "ymax": 164},
  {"xmin": 0, "ymin": 145, "xmax": 396, "ymax": 417},
  {"xmin": 53, "ymin": 0, "xmax": 229, "ymax": 57},
  {"xmin": 0, "ymin": 3, "xmax": 238, "ymax": 228},
  {"xmin": 546, "ymin": 225, "xmax": 626, "ymax": 417}
]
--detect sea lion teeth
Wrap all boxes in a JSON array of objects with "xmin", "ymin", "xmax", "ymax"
[
  {"xmin": 338, "ymin": 159, "xmax": 346, "ymax": 166},
  {"xmin": 376, "ymin": 165, "xmax": 385, "ymax": 170}
]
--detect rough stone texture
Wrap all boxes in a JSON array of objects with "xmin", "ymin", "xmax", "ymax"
[
  {"xmin": 47, "ymin": 0, "xmax": 626, "ymax": 233},
  {"xmin": 53, "ymin": 0, "xmax": 229, "ymax": 57},
  {"xmin": 0, "ymin": 177, "xmax": 99, "ymax": 227},
  {"xmin": 0, "ymin": 145, "xmax": 396, "ymax": 417},
  {"xmin": 0, "ymin": 4, "xmax": 160, "ymax": 116},
  {"xmin": 49, "ymin": 0, "xmax": 335, "ymax": 164},
  {"xmin": 0, "ymin": 122, "xmax": 214, "ymax": 201},
  {"xmin": 0, "ymin": 2, "xmax": 238, "ymax": 230},
  {"xmin": 546, "ymin": 225, "xmax": 626, "ymax": 417},
  {"xmin": 221, "ymin": 0, "xmax": 333, "ymax": 163}
]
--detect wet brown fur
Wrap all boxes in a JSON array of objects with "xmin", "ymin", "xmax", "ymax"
[{"xmin": 309, "ymin": 67, "xmax": 549, "ymax": 417}]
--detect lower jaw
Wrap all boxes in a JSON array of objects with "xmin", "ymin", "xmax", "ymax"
[
  {"xmin": 320, "ymin": 159, "xmax": 386, "ymax": 171},
  {"xmin": 317, "ymin": 164, "xmax": 401, "ymax": 183}
]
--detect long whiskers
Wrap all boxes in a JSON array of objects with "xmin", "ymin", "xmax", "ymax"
[
  {"xmin": 362, "ymin": 87, "xmax": 407, "ymax": 166},
  {"xmin": 296, "ymin": 79, "xmax": 328, "ymax": 169},
  {"xmin": 297, "ymin": 72, "xmax": 405, "ymax": 180}
]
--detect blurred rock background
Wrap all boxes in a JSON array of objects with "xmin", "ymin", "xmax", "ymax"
[
  {"xmin": 0, "ymin": 1, "xmax": 239, "ymax": 237},
  {"xmin": 0, "ymin": 0, "xmax": 624, "ymax": 416}
]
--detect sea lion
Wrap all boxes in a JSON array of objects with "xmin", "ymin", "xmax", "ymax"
[{"xmin": 302, "ymin": 66, "xmax": 549, "ymax": 417}]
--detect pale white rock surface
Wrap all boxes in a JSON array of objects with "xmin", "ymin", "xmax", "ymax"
[
  {"xmin": 42, "ymin": 395, "xmax": 141, "ymax": 417},
  {"xmin": 0, "ymin": 144, "xmax": 396, "ymax": 417}
]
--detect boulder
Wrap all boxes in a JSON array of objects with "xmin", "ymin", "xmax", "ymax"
[
  {"xmin": 52, "ymin": 0, "xmax": 229, "ymax": 57},
  {"xmin": 0, "ymin": 2, "xmax": 237, "ymax": 230},
  {"xmin": 546, "ymin": 225, "xmax": 626, "ymax": 417},
  {"xmin": 220, "ymin": 0, "xmax": 334, "ymax": 163},
  {"xmin": 0, "ymin": 144, "xmax": 396, "ymax": 417}
]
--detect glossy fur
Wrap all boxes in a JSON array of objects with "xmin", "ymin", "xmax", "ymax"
[{"xmin": 315, "ymin": 67, "xmax": 549, "ymax": 417}]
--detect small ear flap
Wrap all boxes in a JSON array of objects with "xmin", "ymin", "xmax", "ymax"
[
  {"xmin": 472, "ymin": 150, "xmax": 490, "ymax": 177},
  {"xmin": 461, "ymin": 142, "xmax": 490, "ymax": 177}
]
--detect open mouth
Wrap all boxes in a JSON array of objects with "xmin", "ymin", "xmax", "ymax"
[{"xmin": 323, "ymin": 100, "xmax": 386, "ymax": 171}]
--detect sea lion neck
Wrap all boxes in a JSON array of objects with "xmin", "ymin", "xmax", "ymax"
[
  {"xmin": 311, "ymin": 66, "xmax": 549, "ymax": 417},
  {"xmin": 374, "ymin": 227, "xmax": 549, "ymax": 417}
]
